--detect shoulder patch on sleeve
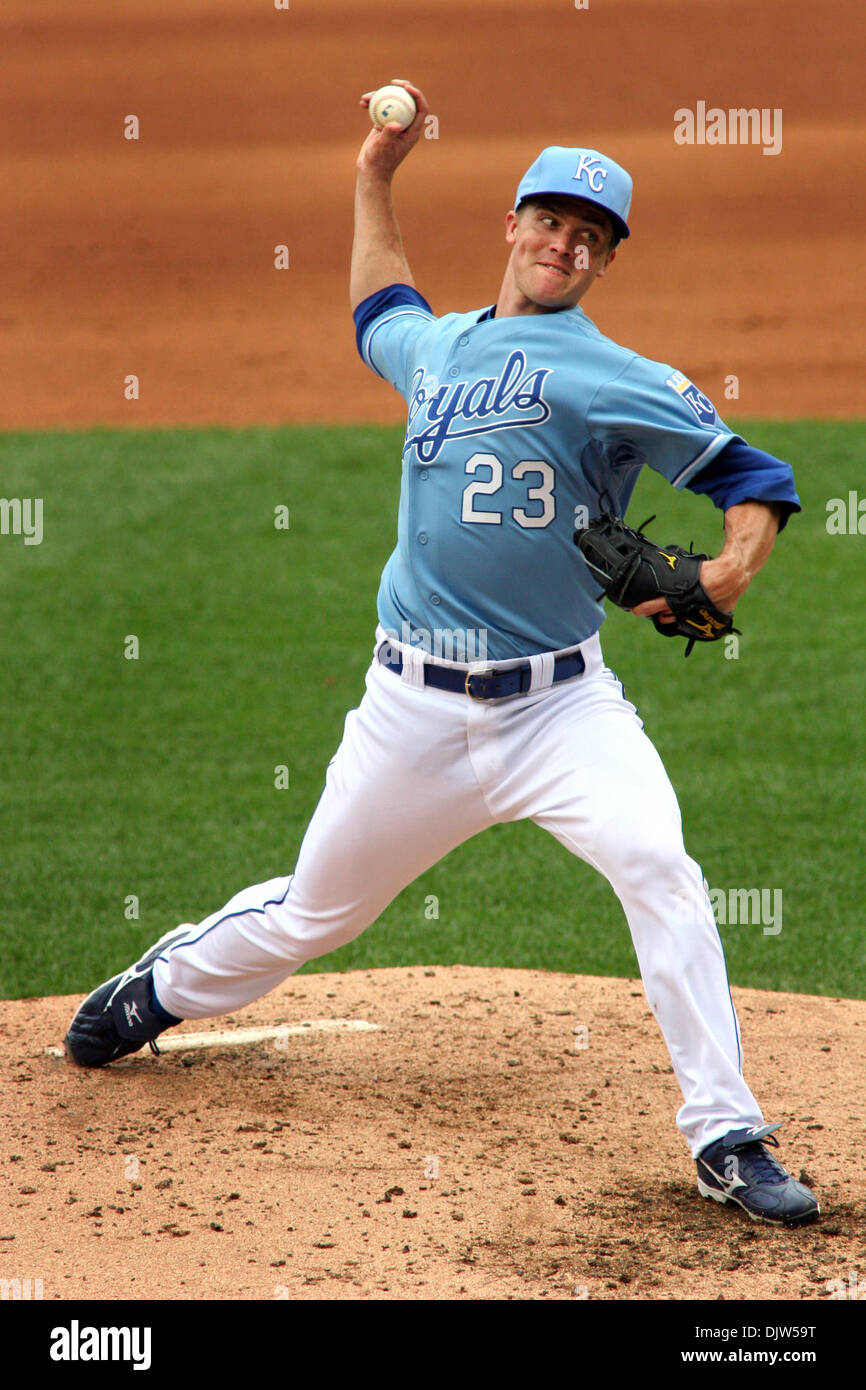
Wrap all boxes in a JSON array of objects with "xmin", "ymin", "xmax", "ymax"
[{"xmin": 665, "ymin": 369, "xmax": 717, "ymax": 426}]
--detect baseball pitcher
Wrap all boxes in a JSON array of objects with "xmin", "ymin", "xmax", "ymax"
[{"xmin": 65, "ymin": 80, "xmax": 818, "ymax": 1227}]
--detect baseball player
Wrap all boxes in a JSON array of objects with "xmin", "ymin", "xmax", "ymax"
[{"xmin": 66, "ymin": 79, "xmax": 818, "ymax": 1227}]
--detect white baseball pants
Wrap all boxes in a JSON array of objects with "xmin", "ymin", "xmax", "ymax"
[{"xmin": 152, "ymin": 629, "xmax": 764, "ymax": 1156}]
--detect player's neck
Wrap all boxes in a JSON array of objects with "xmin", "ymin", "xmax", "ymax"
[
  {"xmin": 494, "ymin": 269, "xmax": 585, "ymax": 318},
  {"xmin": 491, "ymin": 297, "xmax": 577, "ymax": 319}
]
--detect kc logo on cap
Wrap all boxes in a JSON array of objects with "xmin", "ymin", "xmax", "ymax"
[{"xmin": 573, "ymin": 153, "xmax": 608, "ymax": 194}]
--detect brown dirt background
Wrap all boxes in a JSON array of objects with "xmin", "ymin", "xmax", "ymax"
[
  {"xmin": 1, "ymin": 0, "xmax": 864, "ymax": 1301},
  {"xmin": 1, "ymin": 0, "xmax": 864, "ymax": 427},
  {"xmin": 3, "ymin": 968, "xmax": 865, "ymax": 1301}
]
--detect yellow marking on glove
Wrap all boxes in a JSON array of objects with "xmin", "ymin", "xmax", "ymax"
[{"xmin": 686, "ymin": 612, "xmax": 725, "ymax": 637}]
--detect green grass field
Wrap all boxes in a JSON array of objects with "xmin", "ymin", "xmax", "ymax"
[{"xmin": 1, "ymin": 421, "xmax": 863, "ymax": 1001}]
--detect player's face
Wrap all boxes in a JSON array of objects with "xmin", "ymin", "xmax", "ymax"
[{"xmin": 503, "ymin": 198, "xmax": 617, "ymax": 312}]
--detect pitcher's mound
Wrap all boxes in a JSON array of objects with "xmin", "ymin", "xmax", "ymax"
[{"xmin": 2, "ymin": 966, "xmax": 861, "ymax": 1300}]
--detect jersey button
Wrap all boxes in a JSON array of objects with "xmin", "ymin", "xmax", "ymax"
[
  {"xmin": 430, "ymin": 593, "xmax": 441, "ymax": 605},
  {"xmin": 419, "ymin": 469, "xmax": 429, "ymax": 480},
  {"xmin": 458, "ymin": 335, "xmax": 469, "ymax": 346},
  {"xmin": 448, "ymin": 366, "xmax": 459, "ymax": 377},
  {"xmin": 418, "ymin": 532, "xmax": 428, "ymax": 544}
]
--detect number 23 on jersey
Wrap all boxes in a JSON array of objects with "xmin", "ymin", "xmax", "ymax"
[{"xmin": 460, "ymin": 451, "xmax": 556, "ymax": 529}]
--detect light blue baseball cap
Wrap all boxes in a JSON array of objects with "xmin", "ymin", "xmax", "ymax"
[{"xmin": 515, "ymin": 146, "xmax": 632, "ymax": 242}]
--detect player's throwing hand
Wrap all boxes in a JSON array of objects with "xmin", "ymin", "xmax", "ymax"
[{"xmin": 357, "ymin": 78, "xmax": 428, "ymax": 177}]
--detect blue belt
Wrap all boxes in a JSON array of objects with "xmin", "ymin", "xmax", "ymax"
[{"xmin": 377, "ymin": 646, "xmax": 586, "ymax": 700}]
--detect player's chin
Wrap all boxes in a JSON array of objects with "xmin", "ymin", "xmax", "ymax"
[{"xmin": 529, "ymin": 267, "xmax": 578, "ymax": 306}]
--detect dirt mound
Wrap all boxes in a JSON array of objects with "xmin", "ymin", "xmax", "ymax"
[{"xmin": 2, "ymin": 966, "xmax": 862, "ymax": 1300}]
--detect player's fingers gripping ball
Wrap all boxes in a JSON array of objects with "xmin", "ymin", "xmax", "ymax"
[
  {"xmin": 369, "ymin": 84, "xmax": 417, "ymax": 131},
  {"xmin": 574, "ymin": 512, "xmax": 740, "ymax": 656}
]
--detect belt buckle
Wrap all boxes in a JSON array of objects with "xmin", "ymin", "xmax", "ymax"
[{"xmin": 464, "ymin": 667, "xmax": 496, "ymax": 700}]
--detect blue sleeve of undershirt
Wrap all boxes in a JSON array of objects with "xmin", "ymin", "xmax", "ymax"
[
  {"xmin": 686, "ymin": 438, "xmax": 801, "ymax": 531},
  {"xmin": 353, "ymin": 283, "xmax": 434, "ymax": 361}
]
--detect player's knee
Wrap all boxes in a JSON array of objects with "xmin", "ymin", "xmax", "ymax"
[{"xmin": 607, "ymin": 828, "xmax": 689, "ymax": 898}]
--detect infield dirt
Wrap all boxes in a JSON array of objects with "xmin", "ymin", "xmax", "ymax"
[
  {"xmin": 2, "ymin": 967, "xmax": 864, "ymax": 1301},
  {"xmin": 1, "ymin": 0, "xmax": 863, "ymax": 428}
]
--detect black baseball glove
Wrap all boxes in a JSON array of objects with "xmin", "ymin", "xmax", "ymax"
[{"xmin": 574, "ymin": 512, "xmax": 739, "ymax": 656}]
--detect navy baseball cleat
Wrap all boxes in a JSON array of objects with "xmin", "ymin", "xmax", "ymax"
[
  {"xmin": 696, "ymin": 1122, "xmax": 820, "ymax": 1226},
  {"xmin": 65, "ymin": 927, "xmax": 188, "ymax": 1067}
]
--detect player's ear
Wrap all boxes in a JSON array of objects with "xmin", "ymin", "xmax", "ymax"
[{"xmin": 505, "ymin": 209, "xmax": 519, "ymax": 244}]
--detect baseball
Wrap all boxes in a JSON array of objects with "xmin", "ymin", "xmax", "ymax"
[{"xmin": 369, "ymin": 85, "xmax": 417, "ymax": 131}]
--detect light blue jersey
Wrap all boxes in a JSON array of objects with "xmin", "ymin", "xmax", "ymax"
[{"xmin": 359, "ymin": 289, "xmax": 741, "ymax": 660}]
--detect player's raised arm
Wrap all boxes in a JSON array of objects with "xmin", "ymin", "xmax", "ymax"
[{"xmin": 350, "ymin": 79, "xmax": 428, "ymax": 312}]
